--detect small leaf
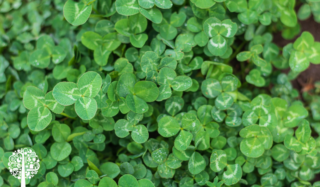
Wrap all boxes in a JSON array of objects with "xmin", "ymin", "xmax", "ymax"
[
  {"xmin": 77, "ymin": 71, "xmax": 102, "ymax": 98},
  {"xmin": 53, "ymin": 82, "xmax": 81, "ymax": 106},
  {"xmin": 118, "ymin": 174, "xmax": 139, "ymax": 187},
  {"xmin": 23, "ymin": 86, "xmax": 46, "ymax": 110},
  {"xmin": 201, "ymin": 78, "xmax": 222, "ymax": 99},
  {"xmin": 50, "ymin": 142, "xmax": 72, "ymax": 161},
  {"xmin": 28, "ymin": 107, "xmax": 52, "ymax": 132},
  {"xmin": 223, "ymin": 164, "xmax": 242, "ymax": 185},
  {"xmin": 188, "ymin": 152, "xmax": 206, "ymax": 175},
  {"xmin": 75, "ymin": 97, "xmax": 98, "ymax": 120},
  {"xmin": 64, "ymin": 0, "xmax": 92, "ymax": 26},
  {"xmin": 116, "ymin": 0, "xmax": 139, "ymax": 16},
  {"xmin": 210, "ymin": 150, "xmax": 227, "ymax": 172},
  {"xmin": 158, "ymin": 116, "xmax": 180, "ymax": 137},
  {"xmin": 131, "ymin": 125, "xmax": 149, "ymax": 143}
]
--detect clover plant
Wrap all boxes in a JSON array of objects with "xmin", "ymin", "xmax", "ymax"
[{"xmin": 0, "ymin": 0, "xmax": 320, "ymax": 187}]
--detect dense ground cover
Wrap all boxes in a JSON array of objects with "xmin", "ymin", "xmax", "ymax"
[{"xmin": 1, "ymin": 0, "xmax": 320, "ymax": 186}]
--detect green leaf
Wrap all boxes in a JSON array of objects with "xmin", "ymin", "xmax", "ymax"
[
  {"xmin": 94, "ymin": 46, "xmax": 112, "ymax": 66},
  {"xmin": 75, "ymin": 97, "xmax": 98, "ymax": 120},
  {"xmin": 223, "ymin": 164, "xmax": 242, "ymax": 185},
  {"xmin": 284, "ymin": 135, "xmax": 302, "ymax": 152},
  {"xmin": 246, "ymin": 69, "xmax": 265, "ymax": 87},
  {"xmin": 46, "ymin": 172, "xmax": 59, "ymax": 185},
  {"xmin": 98, "ymin": 177, "xmax": 117, "ymax": 187},
  {"xmin": 157, "ymin": 67, "xmax": 176, "ymax": 85},
  {"xmin": 86, "ymin": 170, "xmax": 100, "ymax": 184},
  {"xmin": 75, "ymin": 179, "xmax": 93, "ymax": 187},
  {"xmin": 201, "ymin": 78, "xmax": 222, "ymax": 99},
  {"xmin": 52, "ymin": 123, "xmax": 71, "ymax": 142},
  {"xmin": 45, "ymin": 91, "xmax": 64, "ymax": 114},
  {"xmin": 30, "ymin": 49, "xmax": 51, "ymax": 69},
  {"xmin": 134, "ymin": 81, "xmax": 159, "ymax": 102},
  {"xmin": 81, "ymin": 31, "xmax": 102, "ymax": 50},
  {"xmin": 165, "ymin": 154, "xmax": 182, "ymax": 169},
  {"xmin": 175, "ymin": 33, "xmax": 195, "ymax": 52},
  {"xmin": 171, "ymin": 76, "xmax": 193, "ymax": 91},
  {"xmin": 139, "ymin": 179, "xmax": 155, "ymax": 187},
  {"xmin": 100, "ymin": 162, "xmax": 120, "ymax": 179},
  {"xmin": 154, "ymin": 0, "xmax": 172, "ymax": 9},
  {"xmin": 78, "ymin": 71, "xmax": 102, "ymax": 98},
  {"xmin": 23, "ymin": 86, "xmax": 46, "ymax": 110},
  {"xmin": 58, "ymin": 163, "xmax": 74, "ymax": 177},
  {"xmin": 50, "ymin": 142, "xmax": 72, "ymax": 161},
  {"xmin": 139, "ymin": 7, "xmax": 163, "ymax": 24},
  {"xmin": 298, "ymin": 4, "xmax": 311, "ymax": 20},
  {"xmin": 165, "ymin": 96, "xmax": 184, "ymax": 116},
  {"xmin": 239, "ymin": 125, "xmax": 273, "ymax": 158},
  {"xmin": 191, "ymin": 0, "xmax": 215, "ymax": 9},
  {"xmin": 53, "ymin": 82, "xmax": 81, "ymax": 106},
  {"xmin": 152, "ymin": 148, "xmax": 169, "ymax": 164},
  {"xmin": 296, "ymin": 120, "xmax": 311, "ymax": 143},
  {"xmin": 126, "ymin": 94, "xmax": 149, "ymax": 114},
  {"xmin": 280, "ymin": 8, "xmax": 297, "ymax": 27},
  {"xmin": 289, "ymin": 51, "xmax": 309, "ymax": 72},
  {"xmin": 114, "ymin": 119, "xmax": 133, "ymax": 138},
  {"xmin": 139, "ymin": 0, "xmax": 154, "ymax": 9},
  {"xmin": 28, "ymin": 106, "xmax": 52, "ymax": 131},
  {"xmin": 188, "ymin": 152, "xmax": 206, "ymax": 175},
  {"xmin": 71, "ymin": 156, "xmax": 84, "ymax": 171},
  {"xmin": 132, "ymin": 125, "xmax": 149, "ymax": 143},
  {"xmin": 210, "ymin": 150, "xmax": 227, "ymax": 172},
  {"xmin": 63, "ymin": 0, "xmax": 92, "ymax": 26},
  {"xmin": 116, "ymin": 0, "xmax": 139, "ymax": 16},
  {"xmin": 118, "ymin": 174, "xmax": 139, "ymax": 187},
  {"xmin": 117, "ymin": 73, "xmax": 137, "ymax": 98},
  {"xmin": 215, "ymin": 93, "xmax": 234, "ymax": 110},
  {"xmin": 207, "ymin": 35, "xmax": 227, "ymax": 56},
  {"xmin": 158, "ymin": 163, "xmax": 175, "ymax": 178},
  {"xmin": 130, "ymin": 34, "xmax": 148, "ymax": 48},
  {"xmin": 158, "ymin": 116, "xmax": 180, "ymax": 137},
  {"xmin": 271, "ymin": 144, "xmax": 289, "ymax": 162},
  {"xmin": 174, "ymin": 130, "xmax": 193, "ymax": 151}
]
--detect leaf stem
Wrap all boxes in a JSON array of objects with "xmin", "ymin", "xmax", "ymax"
[{"xmin": 224, "ymin": 40, "xmax": 248, "ymax": 64}]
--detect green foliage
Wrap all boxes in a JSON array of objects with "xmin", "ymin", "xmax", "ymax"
[{"xmin": 0, "ymin": 0, "xmax": 320, "ymax": 187}]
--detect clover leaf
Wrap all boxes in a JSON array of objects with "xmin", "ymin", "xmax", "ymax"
[
  {"xmin": 284, "ymin": 120, "xmax": 316, "ymax": 155},
  {"xmin": 240, "ymin": 125, "xmax": 273, "ymax": 158},
  {"xmin": 115, "ymin": 14, "xmax": 148, "ymax": 48},
  {"xmin": 116, "ymin": 0, "xmax": 165, "ymax": 24},
  {"xmin": 30, "ymin": 35, "xmax": 68, "ymax": 69},
  {"xmin": 211, "ymin": 103, "xmax": 243, "ymax": 127},
  {"xmin": 157, "ymin": 67, "xmax": 192, "ymax": 101},
  {"xmin": 203, "ymin": 17, "xmax": 237, "ymax": 57},
  {"xmin": 115, "ymin": 112, "xmax": 149, "ymax": 143},
  {"xmin": 226, "ymin": 0, "xmax": 271, "ymax": 25},
  {"xmin": 246, "ymin": 69, "xmax": 265, "ymax": 87},
  {"xmin": 289, "ymin": 32, "xmax": 320, "ymax": 72},
  {"xmin": 63, "ymin": 0, "xmax": 92, "ymax": 26},
  {"xmin": 237, "ymin": 44, "xmax": 268, "ymax": 67},
  {"xmin": 81, "ymin": 31, "xmax": 121, "ymax": 66},
  {"xmin": 201, "ymin": 74, "xmax": 238, "ymax": 110},
  {"xmin": 223, "ymin": 164, "xmax": 242, "ymax": 185},
  {"xmin": 53, "ymin": 71, "xmax": 102, "ymax": 120},
  {"xmin": 23, "ymin": 87, "xmax": 64, "ymax": 131}
]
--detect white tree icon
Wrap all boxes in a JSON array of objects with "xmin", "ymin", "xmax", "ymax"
[{"xmin": 8, "ymin": 148, "xmax": 40, "ymax": 187}]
